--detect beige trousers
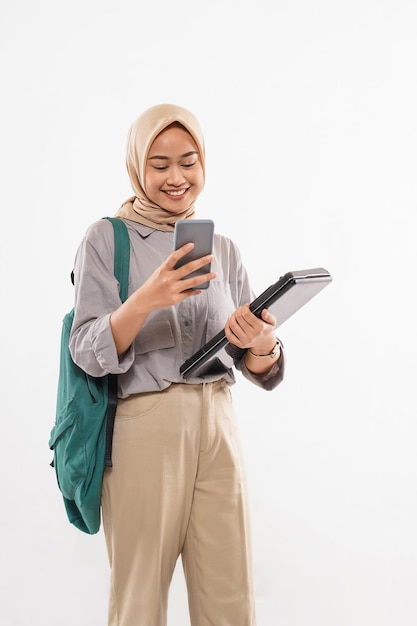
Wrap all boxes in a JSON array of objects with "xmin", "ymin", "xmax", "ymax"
[{"xmin": 101, "ymin": 380, "xmax": 257, "ymax": 626}]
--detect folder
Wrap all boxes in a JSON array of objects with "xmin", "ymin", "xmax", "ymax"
[{"xmin": 180, "ymin": 267, "xmax": 332, "ymax": 379}]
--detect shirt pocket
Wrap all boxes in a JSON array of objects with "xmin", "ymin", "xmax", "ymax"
[{"xmin": 134, "ymin": 317, "xmax": 176, "ymax": 355}]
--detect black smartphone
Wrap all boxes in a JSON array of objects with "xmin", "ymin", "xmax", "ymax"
[{"xmin": 173, "ymin": 219, "xmax": 214, "ymax": 289}]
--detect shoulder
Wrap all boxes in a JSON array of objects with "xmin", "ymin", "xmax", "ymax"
[
  {"xmin": 83, "ymin": 217, "xmax": 116, "ymax": 242},
  {"xmin": 73, "ymin": 218, "xmax": 119, "ymax": 270},
  {"xmin": 82, "ymin": 217, "xmax": 133, "ymax": 252}
]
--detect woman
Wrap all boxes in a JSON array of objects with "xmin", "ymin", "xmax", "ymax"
[{"xmin": 70, "ymin": 103, "xmax": 285, "ymax": 626}]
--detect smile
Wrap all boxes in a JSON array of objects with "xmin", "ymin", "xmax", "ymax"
[{"xmin": 164, "ymin": 188, "xmax": 188, "ymax": 197}]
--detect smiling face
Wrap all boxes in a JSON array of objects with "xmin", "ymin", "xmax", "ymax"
[{"xmin": 144, "ymin": 124, "xmax": 204, "ymax": 213}]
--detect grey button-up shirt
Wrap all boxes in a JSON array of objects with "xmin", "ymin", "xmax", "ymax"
[{"xmin": 69, "ymin": 218, "xmax": 284, "ymax": 398}]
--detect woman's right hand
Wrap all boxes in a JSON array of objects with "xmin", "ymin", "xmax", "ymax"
[
  {"xmin": 139, "ymin": 243, "xmax": 216, "ymax": 309},
  {"xmin": 110, "ymin": 243, "xmax": 216, "ymax": 354}
]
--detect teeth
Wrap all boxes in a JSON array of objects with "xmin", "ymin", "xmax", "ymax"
[{"xmin": 166, "ymin": 189, "xmax": 186, "ymax": 196}]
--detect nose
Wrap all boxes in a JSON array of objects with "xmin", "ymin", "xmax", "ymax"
[{"xmin": 166, "ymin": 165, "xmax": 186, "ymax": 186}]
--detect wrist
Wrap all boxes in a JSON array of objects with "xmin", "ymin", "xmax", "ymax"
[{"xmin": 249, "ymin": 337, "xmax": 282, "ymax": 358}]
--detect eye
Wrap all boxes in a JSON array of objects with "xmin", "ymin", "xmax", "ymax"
[
  {"xmin": 153, "ymin": 165, "xmax": 168, "ymax": 171},
  {"xmin": 182, "ymin": 161, "xmax": 197, "ymax": 169}
]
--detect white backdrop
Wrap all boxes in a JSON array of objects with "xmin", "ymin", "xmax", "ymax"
[{"xmin": 1, "ymin": 1, "xmax": 416, "ymax": 624}]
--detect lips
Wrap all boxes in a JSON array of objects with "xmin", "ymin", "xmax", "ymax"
[{"xmin": 163, "ymin": 188, "xmax": 188, "ymax": 198}]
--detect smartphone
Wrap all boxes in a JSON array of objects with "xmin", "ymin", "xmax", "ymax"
[{"xmin": 173, "ymin": 219, "xmax": 214, "ymax": 289}]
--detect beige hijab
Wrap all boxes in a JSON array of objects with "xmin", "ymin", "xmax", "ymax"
[{"xmin": 115, "ymin": 104, "xmax": 206, "ymax": 231}]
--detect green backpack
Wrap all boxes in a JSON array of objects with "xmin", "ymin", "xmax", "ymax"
[{"xmin": 49, "ymin": 217, "xmax": 130, "ymax": 534}]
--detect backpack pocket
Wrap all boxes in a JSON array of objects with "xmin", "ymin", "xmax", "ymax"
[{"xmin": 49, "ymin": 399, "xmax": 88, "ymax": 500}]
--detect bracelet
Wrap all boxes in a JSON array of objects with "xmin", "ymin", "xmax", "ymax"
[{"xmin": 249, "ymin": 338, "xmax": 281, "ymax": 358}]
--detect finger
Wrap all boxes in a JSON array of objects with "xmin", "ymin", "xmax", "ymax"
[
  {"xmin": 229, "ymin": 307, "xmax": 261, "ymax": 341},
  {"xmin": 226, "ymin": 312, "xmax": 250, "ymax": 343},
  {"xmin": 227, "ymin": 307, "xmax": 272, "ymax": 347},
  {"xmin": 261, "ymin": 308, "xmax": 276, "ymax": 327},
  {"xmin": 224, "ymin": 321, "xmax": 244, "ymax": 346},
  {"xmin": 175, "ymin": 254, "xmax": 214, "ymax": 282},
  {"xmin": 166, "ymin": 243, "xmax": 195, "ymax": 269},
  {"xmin": 178, "ymin": 269, "xmax": 217, "ymax": 292},
  {"xmin": 236, "ymin": 304, "xmax": 260, "ymax": 330},
  {"xmin": 167, "ymin": 242, "xmax": 215, "ymax": 280}
]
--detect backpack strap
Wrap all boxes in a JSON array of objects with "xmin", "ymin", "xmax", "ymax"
[
  {"xmin": 106, "ymin": 217, "xmax": 130, "ymax": 302},
  {"xmin": 103, "ymin": 217, "xmax": 130, "ymax": 468}
]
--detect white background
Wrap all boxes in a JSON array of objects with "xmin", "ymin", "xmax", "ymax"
[{"xmin": 1, "ymin": 1, "xmax": 416, "ymax": 624}]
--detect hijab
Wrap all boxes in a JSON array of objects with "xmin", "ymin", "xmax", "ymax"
[{"xmin": 115, "ymin": 103, "xmax": 206, "ymax": 231}]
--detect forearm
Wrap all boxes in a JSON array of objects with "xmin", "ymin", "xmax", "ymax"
[{"xmin": 110, "ymin": 288, "xmax": 152, "ymax": 355}]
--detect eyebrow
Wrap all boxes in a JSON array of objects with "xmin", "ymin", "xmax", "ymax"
[{"xmin": 148, "ymin": 151, "xmax": 198, "ymax": 161}]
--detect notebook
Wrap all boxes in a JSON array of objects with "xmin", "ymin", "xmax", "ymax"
[{"xmin": 180, "ymin": 267, "xmax": 332, "ymax": 378}]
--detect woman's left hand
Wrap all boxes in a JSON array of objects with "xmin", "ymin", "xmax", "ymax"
[{"xmin": 224, "ymin": 304, "xmax": 277, "ymax": 353}]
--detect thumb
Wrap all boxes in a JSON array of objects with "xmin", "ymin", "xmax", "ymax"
[{"xmin": 262, "ymin": 308, "xmax": 276, "ymax": 327}]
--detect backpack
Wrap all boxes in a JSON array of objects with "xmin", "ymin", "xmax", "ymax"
[{"xmin": 49, "ymin": 217, "xmax": 130, "ymax": 534}]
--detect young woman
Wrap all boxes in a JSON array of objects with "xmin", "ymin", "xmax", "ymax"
[{"xmin": 69, "ymin": 103, "xmax": 285, "ymax": 626}]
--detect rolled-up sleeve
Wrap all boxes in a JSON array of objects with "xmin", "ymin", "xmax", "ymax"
[
  {"xmin": 70, "ymin": 312, "xmax": 135, "ymax": 377},
  {"xmin": 226, "ymin": 342, "xmax": 285, "ymax": 390}
]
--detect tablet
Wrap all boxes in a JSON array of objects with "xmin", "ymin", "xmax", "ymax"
[{"xmin": 179, "ymin": 267, "xmax": 332, "ymax": 379}]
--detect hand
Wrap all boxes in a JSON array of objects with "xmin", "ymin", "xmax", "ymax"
[
  {"xmin": 137, "ymin": 243, "xmax": 216, "ymax": 311},
  {"xmin": 224, "ymin": 304, "xmax": 277, "ymax": 353}
]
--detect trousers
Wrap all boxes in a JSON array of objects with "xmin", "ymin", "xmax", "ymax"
[{"xmin": 101, "ymin": 380, "xmax": 257, "ymax": 626}]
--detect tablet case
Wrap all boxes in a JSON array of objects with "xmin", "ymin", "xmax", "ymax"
[{"xmin": 180, "ymin": 267, "xmax": 332, "ymax": 379}]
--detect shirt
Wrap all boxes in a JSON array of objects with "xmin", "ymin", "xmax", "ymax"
[{"xmin": 69, "ymin": 218, "xmax": 284, "ymax": 398}]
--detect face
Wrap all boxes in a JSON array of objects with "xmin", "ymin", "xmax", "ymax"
[{"xmin": 145, "ymin": 125, "xmax": 204, "ymax": 213}]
